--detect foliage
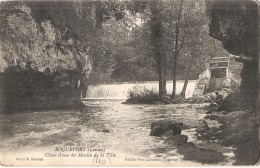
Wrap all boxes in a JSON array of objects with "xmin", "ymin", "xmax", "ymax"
[
  {"xmin": 125, "ymin": 86, "xmax": 159, "ymax": 104},
  {"xmin": 0, "ymin": 0, "xmax": 233, "ymax": 93}
]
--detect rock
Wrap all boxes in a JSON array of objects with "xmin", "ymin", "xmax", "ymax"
[
  {"xmin": 203, "ymin": 92, "xmax": 217, "ymax": 103},
  {"xmin": 177, "ymin": 142, "xmax": 196, "ymax": 154},
  {"xmin": 204, "ymin": 111, "xmax": 227, "ymax": 122},
  {"xmin": 221, "ymin": 111, "xmax": 248, "ymax": 124},
  {"xmin": 204, "ymin": 113, "xmax": 220, "ymax": 122},
  {"xmin": 218, "ymin": 115, "xmax": 259, "ymax": 165},
  {"xmin": 178, "ymin": 142, "xmax": 225, "ymax": 164},
  {"xmin": 187, "ymin": 105, "xmax": 193, "ymax": 108},
  {"xmin": 198, "ymin": 127, "xmax": 220, "ymax": 141},
  {"xmin": 164, "ymin": 134, "xmax": 188, "ymax": 146},
  {"xmin": 101, "ymin": 128, "xmax": 110, "ymax": 133},
  {"xmin": 206, "ymin": 102, "xmax": 219, "ymax": 114},
  {"xmin": 182, "ymin": 124, "xmax": 192, "ymax": 130},
  {"xmin": 162, "ymin": 99, "xmax": 171, "ymax": 104},
  {"xmin": 161, "ymin": 130, "xmax": 175, "ymax": 137},
  {"xmin": 187, "ymin": 96, "xmax": 205, "ymax": 104},
  {"xmin": 219, "ymin": 91, "xmax": 248, "ymax": 112},
  {"xmin": 150, "ymin": 120, "xmax": 183, "ymax": 136},
  {"xmin": 204, "ymin": 115, "xmax": 210, "ymax": 119},
  {"xmin": 233, "ymin": 140, "xmax": 260, "ymax": 165},
  {"xmin": 195, "ymin": 119, "xmax": 210, "ymax": 133},
  {"xmin": 220, "ymin": 118, "xmax": 257, "ymax": 146}
]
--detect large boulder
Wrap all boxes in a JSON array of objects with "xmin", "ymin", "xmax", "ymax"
[{"xmin": 150, "ymin": 120, "xmax": 183, "ymax": 136}]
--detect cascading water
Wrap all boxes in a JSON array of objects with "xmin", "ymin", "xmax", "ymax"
[{"xmin": 85, "ymin": 80, "xmax": 198, "ymax": 100}]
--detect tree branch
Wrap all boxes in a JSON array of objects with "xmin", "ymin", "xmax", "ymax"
[{"xmin": 176, "ymin": 29, "xmax": 186, "ymax": 55}]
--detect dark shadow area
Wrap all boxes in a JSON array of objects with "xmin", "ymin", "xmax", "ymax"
[
  {"xmin": 0, "ymin": 65, "xmax": 85, "ymax": 112},
  {"xmin": 206, "ymin": 0, "xmax": 259, "ymax": 165}
]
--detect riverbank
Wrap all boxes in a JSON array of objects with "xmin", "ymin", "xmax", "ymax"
[{"xmin": 123, "ymin": 91, "xmax": 218, "ymax": 105}]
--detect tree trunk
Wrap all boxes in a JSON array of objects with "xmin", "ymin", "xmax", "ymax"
[
  {"xmin": 171, "ymin": 57, "xmax": 178, "ymax": 99},
  {"xmin": 181, "ymin": 78, "xmax": 188, "ymax": 98},
  {"xmin": 171, "ymin": 0, "xmax": 183, "ymax": 99},
  {"xmin": 150, "ymin": 1, "xmax": 167, "ymax": 99},
  {"xmin": 171, "ymin": 20, "xmax": 180, "ymax": 99},
  {"xmin": 181, "ymin": 54, "xmax": 193, "ymax": 97}
]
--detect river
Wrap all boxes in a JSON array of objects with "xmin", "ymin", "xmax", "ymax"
[{"xmin": 0, "ymin": 99, "xmax": 234, "ymax": 166}]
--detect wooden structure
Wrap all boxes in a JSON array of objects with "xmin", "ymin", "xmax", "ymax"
[{"xmin": 205, "ymin": 57, "xmax": 230, "ymax": 91}]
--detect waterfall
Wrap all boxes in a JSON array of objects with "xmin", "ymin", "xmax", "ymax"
[{"xmin": 85, "ymin": 80, "xmax": 198, "ymax": 100}]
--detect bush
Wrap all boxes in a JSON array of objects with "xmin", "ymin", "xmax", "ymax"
[{"xmin": 125, "ymin": 86, "xmax": 160, "ymax": 104}]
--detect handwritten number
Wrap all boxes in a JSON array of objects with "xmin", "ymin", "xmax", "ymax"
[{"xmin": 92, "ymin": 155, "xmax": 110, "ymax": 165}]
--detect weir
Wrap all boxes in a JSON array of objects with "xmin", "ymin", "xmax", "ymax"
[{"xmin": 85, "ymin": 80, "xmax": 198, "ymax": 99}]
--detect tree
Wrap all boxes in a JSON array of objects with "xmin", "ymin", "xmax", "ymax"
[
  {"xmin": 93, "ymin": 0, "xmax": 168, "ymax": 99},
  {"xmin": 149, "ymin": 1, "xmax": 167, "ymax": 99},
  {"xmin": 170, "ymin": 0, "xmax": 185, "ymax": 99}
]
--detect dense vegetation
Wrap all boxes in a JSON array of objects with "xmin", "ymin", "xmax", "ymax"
[
  {"xmin": 85, "ymin": 0, "xmax": 231, "ymax": 99},
  {"xmin": 0, "ymin": 0, "xmax": 236, "ymax": 105}
]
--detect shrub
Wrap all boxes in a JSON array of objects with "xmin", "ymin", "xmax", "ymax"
[{"xmin": 125, "ymin": 86, "xmax": 160, "ymax": 104}]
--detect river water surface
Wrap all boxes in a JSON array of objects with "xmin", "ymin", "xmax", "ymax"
[{"xmin": 0, "ymin": 100, "xmax": 233, "ymax": 166}]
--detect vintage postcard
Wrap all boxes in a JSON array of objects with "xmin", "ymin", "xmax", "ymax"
[{"xmin": 0, "ymin": 0, "xmax": 259, "ymax": 166}]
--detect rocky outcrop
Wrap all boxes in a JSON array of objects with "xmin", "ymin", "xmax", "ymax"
[
  {"xmin": 203, "ymin": 110, "xmax": 259, "ymax": 164},
  {"xmin": 206, "ymin": 0, "xmax": 259, "ymax": 165},
  {"xmin": 0, "ymin": 1, "xmax": 93, "ymax": 111},
  {"xmin": 206, "ymin": 0, "xmax": 259, "ymax": 112}
]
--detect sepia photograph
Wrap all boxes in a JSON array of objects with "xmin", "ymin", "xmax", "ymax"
[{"xmin": 0, "ymin": 0, "xmax": 259, "ymax": 166}]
